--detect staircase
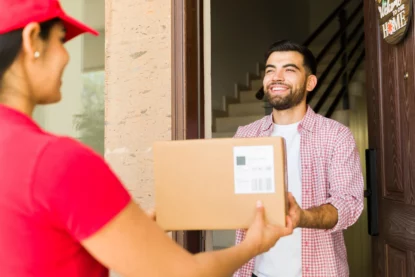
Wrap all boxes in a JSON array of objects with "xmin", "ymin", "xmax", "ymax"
[{"xmin": 212, "ymin": 0, "xmax": 365, "ymax": 139}]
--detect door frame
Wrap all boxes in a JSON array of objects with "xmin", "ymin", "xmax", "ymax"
[{"xmin": 171, "ymin": 0, "xmax": 205, "ymax": 253}]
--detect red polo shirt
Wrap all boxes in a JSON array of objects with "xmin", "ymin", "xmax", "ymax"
[{"xmin": 0, "ymin": 104, "xmax": 131, "ymax": 276}]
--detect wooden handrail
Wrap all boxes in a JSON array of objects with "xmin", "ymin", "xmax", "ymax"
[
  {"xmin": 314, "ymin": 65, "xmax": 346, "ymax": 113},
  {"xmin": 313, "ymin": 34, "xmax": 365, "ymax": 113},
  {"xmin": 348, "ymin": 33, "xmax": 365, "ymax": 62},
  {"xmin": 316, "ymin": 2, "xmax": 363, "ymax": 63},
  {"xmin": 303, "ymin": 0, "xmax": 352, "ymax": 46},
  {"xmin": 307, "ymin": 47, "xmax": 345, "ymax": 102},
  {"xmin": 347, "ymin": 17, "xmax": 364, "ymax": 44},
  {"xmin": 325, "ymin": 49, "xmax": 365, "ymax": 118},
  {"xmin": 309, "ymin": 16, "xmax": 364, "ymax": 97}
]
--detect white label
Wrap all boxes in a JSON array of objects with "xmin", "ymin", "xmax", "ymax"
[{"xmin": 233, "ymin": 145, "xmax": 275, "ymax": 194}]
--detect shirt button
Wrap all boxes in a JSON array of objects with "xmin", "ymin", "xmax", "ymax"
[
  {"xmin": 305, "ymin": 267, "xmax": 310, "ymax": 272},
  {"xmin": 305, "ymin": 241, "xmax": 309, "ymax": 246}
]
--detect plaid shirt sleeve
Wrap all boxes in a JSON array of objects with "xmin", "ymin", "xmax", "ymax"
[
  {"xmin": 325, "ymin": 127, "xmax": 364, "ymax": 233},
  {"xmin": 233, "ymin": 229, "xmax": 255, "ymax": 277}
]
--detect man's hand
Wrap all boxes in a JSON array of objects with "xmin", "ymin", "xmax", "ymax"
[
  {"xmin": 287, "ymin": 192, "xmax": 305, "ymax": 229},
  {"xmin": 287, "ymin": 193, "xmax": 339, "ymax": 230},
  {"xmin": 244, "ymin": 201, "xmax": 294, "ymax": 255}
]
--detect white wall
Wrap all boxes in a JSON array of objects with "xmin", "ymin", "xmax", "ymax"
[
  {"xmin": 210, "ymin": 0, "xmax": 310, "ymax": 111},
  {"xmin": 83, "ymin": 31, "xmax": 105, "ymax": 71},
  {"xmin": 84, "ymin": 0, "xmax": 105, "ymax": 30},
  {"xmin": 84, "ymin": 0, "xmax": 105, "ymax": 71}
]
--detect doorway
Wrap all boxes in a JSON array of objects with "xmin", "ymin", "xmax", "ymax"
[{"xmin": 172, "ymin": 1, "xmax": 377, "ymax": 276}]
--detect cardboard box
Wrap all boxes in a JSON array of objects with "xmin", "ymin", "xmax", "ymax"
[{"xmin": 153, "ymin": 137, "xmax": 288, "ymax": 231}]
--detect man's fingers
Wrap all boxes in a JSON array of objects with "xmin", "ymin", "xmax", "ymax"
[
  {"xmin": 272, "ymin": 216, "xmax": 294, "ymax": 237},
  {"xmin": 285, "ymin": 215, "xmax": 294, "ymax": 234},
  {"xmin": 286, "ymin": 215, "xmax": 293, "ymax": 229},
  {"xmin": 287, "ymin": 192, "xmax": 295, "ymax": 204}
]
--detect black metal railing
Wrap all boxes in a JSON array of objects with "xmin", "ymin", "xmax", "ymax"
[{"xmin": 257, "ymin": 0, "xmax": 365, "ymax": 118}]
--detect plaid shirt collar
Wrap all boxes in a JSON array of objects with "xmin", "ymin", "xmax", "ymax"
[{"xmin": 261, "ymin": 105, "xmax": 317, "ymax": 133}]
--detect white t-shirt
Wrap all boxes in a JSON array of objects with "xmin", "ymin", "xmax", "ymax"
[{"xmin": 254, "ymin": 122, "xmax": 302, "ymax": 277}]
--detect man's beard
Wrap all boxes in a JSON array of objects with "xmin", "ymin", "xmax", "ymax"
[{"xmin": 265, "ymin": 82, "xmax": 307, "ymax": 111}]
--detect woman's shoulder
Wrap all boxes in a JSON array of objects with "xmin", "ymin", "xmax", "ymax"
[{"xmin": 34, "ymin": 135, "xmax": 106, "ymax": 179}]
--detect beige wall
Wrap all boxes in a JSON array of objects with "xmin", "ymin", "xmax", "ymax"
[
  {"xmin": 104, "ymin": 0, "xmax": 171, "ymax": 213},
  {"xmin": 105, "ymin": 2, "xmax": 171, "ymax": 276}
]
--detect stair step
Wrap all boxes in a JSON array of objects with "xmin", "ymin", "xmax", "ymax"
[
  {"xmin": 212, "ymin": 132, "xmax": 235, "ymax": 138},
  {"xmin": 317, "ymin": 64, "xmax": 341, "ymax": 76},
  {"xmin": 228, "ymin": 102, "xmax": 265, "ymax": 117},
  {"xmin": 317, "ymin": 71, "xmax": 339, "ymax": 85},
  {"xmin": 216, "ymin": 115, "xmax": 264, "ymax": 133},
  {"xmin": 240, "ymin": 90, "xmax": 259, "ymax": 103},
  {"xmin": 353, "ymin": 69, "xmax": 365, "ymax": 82},
  {"xmin": 316, "ymin": 65, "xmax": 364, "ymax": 87},
  {"xmin": 313, "ymin": 84, "xmax": 342, "ymax": 97},
  {"xmin": 250, "ymin": 79, "xmax": 263, "ymax": 91},
  {"xmin": 318, "ymin": 55, "xmax": 363, "ymax": 73},
  {"xmin": 330, "ymin": 109, "xmax": 350, "ymax": 126},
  {"xmin": 310, "ymin": 95, "xmax": 338, "ymax": 112}
]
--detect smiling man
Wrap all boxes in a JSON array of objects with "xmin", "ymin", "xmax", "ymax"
[{"xmin": 232, "ymin": 40, "xmax": 364, "ymax": 277}]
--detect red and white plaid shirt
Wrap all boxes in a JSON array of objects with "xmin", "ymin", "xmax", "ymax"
[{"xmin": 233, "ymin": 106, "xmax": 364, "ymax": 277}]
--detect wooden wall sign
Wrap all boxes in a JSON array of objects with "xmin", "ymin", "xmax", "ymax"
[{"xmin": 377, "ymin": 0, "xmax": 412, "ymax": 44}]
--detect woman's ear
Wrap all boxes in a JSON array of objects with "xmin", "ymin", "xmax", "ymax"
[
  {"xmin": 306, "ymin": 74, "xmax": 318, "ymax": 92},
  {"xmin": 21, "ymin": 23, "xmax": 43, "ymax": 61}
]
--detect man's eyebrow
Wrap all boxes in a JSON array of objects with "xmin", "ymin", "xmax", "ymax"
[
  {"xmin": 283, "ymin": 64, "xmax": 300, "ymax": 70},
  {"xmin": 265, "ymin": 64, "xmax": 301, "ymax": 70}
]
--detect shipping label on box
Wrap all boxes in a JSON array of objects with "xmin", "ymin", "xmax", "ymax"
[{"xmin": 233, "ymin": 145, "xmax": 276, "ymax": 194}]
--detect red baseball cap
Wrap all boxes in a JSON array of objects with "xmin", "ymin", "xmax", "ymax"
[{"xmin": 0, "ymin": 0, "xmax": 99, "ymax": 42}]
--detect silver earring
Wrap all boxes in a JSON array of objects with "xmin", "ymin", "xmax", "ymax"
[{"xmin": 34, "ymin": 51, "xmax": 40, "ymax": 59}]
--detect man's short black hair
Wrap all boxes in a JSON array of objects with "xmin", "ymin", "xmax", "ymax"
[{"xmin": 265, "ymin": 40, "xmax": 317, "ymax": 75}]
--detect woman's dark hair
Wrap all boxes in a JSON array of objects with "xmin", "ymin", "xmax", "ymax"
[
  {"xmin": 265, "ymin": 40, "xmax": 317, "ymax": 75},
  {"xmin": 0, "ymin": 18, "xmax": 61, "ymax": 82}
]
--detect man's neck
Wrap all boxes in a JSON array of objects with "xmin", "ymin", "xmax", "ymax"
[{"xmin": 272, "ymin": 104, "xmax": 307, "ymax": 125}]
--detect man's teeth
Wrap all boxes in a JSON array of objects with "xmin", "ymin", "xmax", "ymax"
[{"xmin": 272, "ymin": 87, "xmax": 287, "ymax": 91}]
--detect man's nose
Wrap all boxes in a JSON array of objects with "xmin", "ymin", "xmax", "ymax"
[{"xmin": 271, "ymin": 70, "xmax": 284, "ymax": 81}]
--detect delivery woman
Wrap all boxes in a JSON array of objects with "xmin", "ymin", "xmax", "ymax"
[{"xmin": 0, "ymin": 0, "xmax": 293, "ymax": 276}]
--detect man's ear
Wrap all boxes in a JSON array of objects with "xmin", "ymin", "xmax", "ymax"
[
  {"xmin": 306, "ymin": 74, "xmax": 318, "ymax": 92},
  {"xmin": 21, "ymin": 23, "xmax": 43, "ymax": 61}
]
